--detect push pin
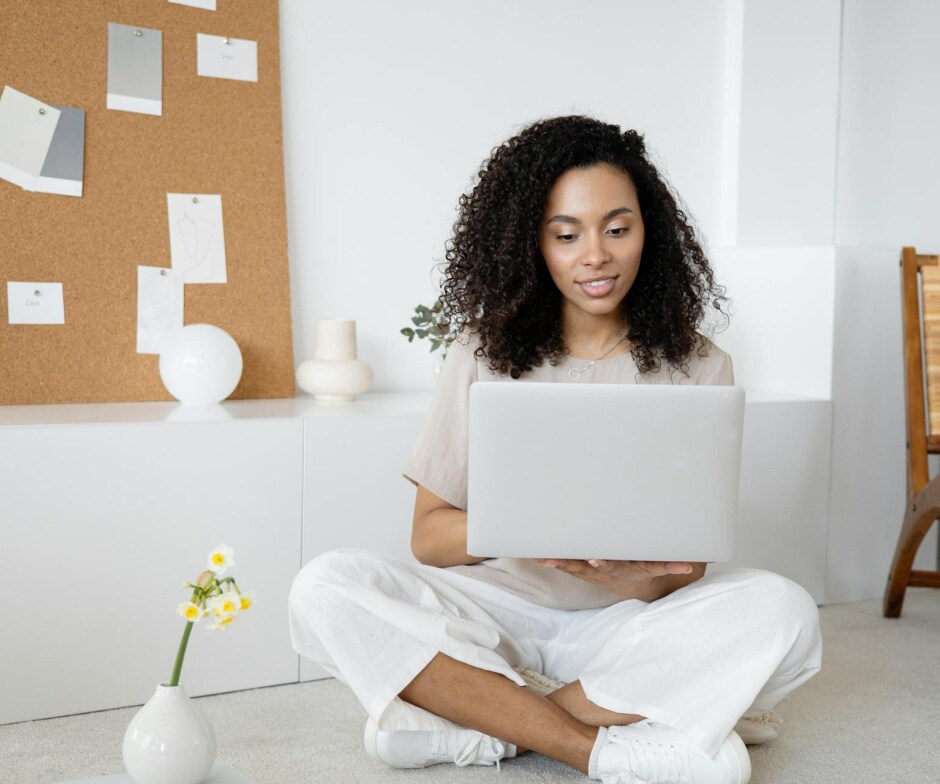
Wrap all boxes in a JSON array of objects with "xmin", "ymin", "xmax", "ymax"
[
  {"xmin": 192, "ymin": 196, "xmax": 199, "ymax": 204},
  {"xmin": 225, "ymin": 37, "xmax": 232, "ymax": 45},
  {"xmin": 34, "ymin": 289, "xmax": 42, "ymax": 297},
  {"xmin": 135, "ymin": 29, "xmax": 143, "ymax": 37},
  {"xmin": 160, "ymin": 270, "xmax": 167, "ymax": 277},
  {"xmin": 38, "ymin": 107, "xmax": 46, "ymax": 115}
]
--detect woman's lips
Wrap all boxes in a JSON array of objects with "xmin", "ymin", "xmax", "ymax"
[{"xmin": 577, "ymin": 277, "xmax": 617, "ymax": 298}]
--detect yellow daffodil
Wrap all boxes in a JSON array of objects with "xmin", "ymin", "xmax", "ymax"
[
  {"xmin": 207, "ymin": 544, "xmax": 235, "ymax": 576},
  {"xmin": 176, "ymin": 602, "xmax": 204, "ymax": 622},
  {"xmin": 238, "ymin": 590, "xmax": 256, "ymax": 611},
  {"xmin": 207, "ymin": 616, "xmax": 235, "ymax": 632},
  {"xmin": 207, "ymin": 591, "xmax": 240, "ymax": 619}
]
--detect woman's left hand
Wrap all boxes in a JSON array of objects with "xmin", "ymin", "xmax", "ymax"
[{"xmin": 534, "ymin": 558, "xmax": 704, "ymax": 602}]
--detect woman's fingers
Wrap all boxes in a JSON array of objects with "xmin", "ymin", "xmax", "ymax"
[
  {"xmin": 586, "ymin": 559, "xmax": 617, "ymax": 574},
  {"xmin": 537, "ymin": 558, "xmax": 586, "ymax": 572},
  {"xmin": 535, "ymin": 559, "xmax": 693, "ymax": 577},
  {"xmin": 662, "ymin": 561, "xmax": 694, "ymax": 575},
  {"xmin": 624, "ymin": 560, "xmax": 693, "ymax": 576}
]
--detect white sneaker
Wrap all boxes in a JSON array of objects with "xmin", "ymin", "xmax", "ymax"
[
  {"xmin": 363, "ymin": 716, "xmax": 516, "ymax": 769},
  {"xmin": 733, "ymin": 711, "xmax": 781, "ymax": 745},
  {"xmin": 514, "ymin": 666, "xmax": 565, "ymax": 697},
  {"xmin": 590, "ymin": 722, "xmax": 751, "ymax": 784}
]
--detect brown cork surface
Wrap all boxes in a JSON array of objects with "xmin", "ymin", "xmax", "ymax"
[{"xmin": 0, "ymin": 0, "xmax": 295, "ymax": 404}]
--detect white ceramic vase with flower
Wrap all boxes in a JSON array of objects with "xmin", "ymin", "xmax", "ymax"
[{"xmin": 122, "ymin": 545, "xmax": 256, "ymax": 784}]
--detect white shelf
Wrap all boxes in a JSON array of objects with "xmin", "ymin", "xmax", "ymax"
[
  {"xmin": 0, "ymin": 392, "xmax": 435, "ymax": 427},
  {"xmin": 0, "ymin": 388, "xmax": 822, "ymax": 428}
]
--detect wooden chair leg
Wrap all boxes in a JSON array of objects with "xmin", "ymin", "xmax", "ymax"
[{"xmin": 884, "ymin": 497, "xmax": 940, "ymax": 618}]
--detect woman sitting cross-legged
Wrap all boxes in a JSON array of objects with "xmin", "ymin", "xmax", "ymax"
[{"xmin": 289, "ymin": 115, "xmax": 822, "ymax": 784}]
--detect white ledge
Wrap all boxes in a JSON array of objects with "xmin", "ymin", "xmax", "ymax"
[{"xmin": 0, "ymin": 388, "xmax": 828, "ymax": 428}]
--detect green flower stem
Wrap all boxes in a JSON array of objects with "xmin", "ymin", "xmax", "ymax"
[{"xmin": 169, "ymin": 620, "xmax": 194, "ymax": 687}]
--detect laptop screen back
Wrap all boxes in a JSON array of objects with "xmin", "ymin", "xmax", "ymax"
[{"xmin": 467, "ymin": 382, "xmax": 745, "ymax": 562}]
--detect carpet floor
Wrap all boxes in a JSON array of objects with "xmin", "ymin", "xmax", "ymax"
[{"xmin": 2, "ymin": 589, "xmax": 938, "ymax": 784}]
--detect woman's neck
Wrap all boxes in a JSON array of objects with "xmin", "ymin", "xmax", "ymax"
[{"xmin": 562, "ymin": 310, "xmax": 630, "ymax": 359}]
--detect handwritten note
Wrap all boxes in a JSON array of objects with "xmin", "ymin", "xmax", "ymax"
[
  {"xmin": 197, "ymin": 34, "xmax": 258, "ymax": 82},
  {"xmin": 7, "ymin": 282, "xmax": 65, "ymax": 325}
]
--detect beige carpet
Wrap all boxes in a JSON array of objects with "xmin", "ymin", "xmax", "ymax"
[{"xmin": 2, "ymin": 589, "xmax": 938, "ymax": 784}]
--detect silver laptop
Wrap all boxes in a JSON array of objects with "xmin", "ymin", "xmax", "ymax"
[{"xmin": 467, "ymin": 383, "xmax": 745, "ymax": 562}]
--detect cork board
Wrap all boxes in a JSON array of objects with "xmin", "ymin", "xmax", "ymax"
[{"xmin": 0, "ymin": 0, "xmax": 294, "ymax": 405}]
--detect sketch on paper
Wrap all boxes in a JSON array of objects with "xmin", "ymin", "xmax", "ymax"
[
  {"xmin": 177, "ymin": 210, "xmax": 216, "ymax": 271},
  {"xmin": 167, "ymin": 193, "xmax": 227, "ymax": 283}
]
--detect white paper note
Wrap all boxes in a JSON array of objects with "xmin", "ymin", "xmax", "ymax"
[
  {"xmin": 107, "ymin": 23, "xmax": 163, "ymax": 116},
  {"xmin": 0, "ymin": 86, "xmax": 61, "ymax": 189},
  {"xmin": 137, "ymin": 266, "xmax": 184, "ymax": 354},
  {"xmin": 197, "ymin": 34, "xmax": 258, "ymax": 82},
  {"xmin": 167, "ymin": 193, "xmax": 227, "ymax": 283},
  {"xmin": 169, "ymin": 0, "xmax": 217, "ymax": 9},
  {"xmin": 7, "ymin": 282, "xmax": 65, "ymax": 325}
]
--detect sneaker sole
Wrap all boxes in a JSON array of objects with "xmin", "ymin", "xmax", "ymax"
[
  {"xmin": 727, "ymin": 731, "xmax": 752, "ymax": 784},
  {"xmin": 363, "ymin": 716, "xmax": 379, "ymax": 762}
]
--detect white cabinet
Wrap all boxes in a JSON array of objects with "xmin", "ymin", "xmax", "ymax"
[
  {"xmin": 302, "ymin": 414, "xmax": 421, "ymax": 563},
  {"xmin": 0, "ymin": 414, "xmax": 304, "ymax": 725},
  {"xmin": 0, "ymin": 391, "xmax": 831, "ymax": 723},
  {"xmin": 299, "ymin": 413, "xmax": 424, "ymax": 681},
  {"xmin": 0, "ymin": 395, "xmax": 432, "ymax": 724},
  {"xmin": 726, "ymin": 396, "xmax": 832, "ymax": 602}
]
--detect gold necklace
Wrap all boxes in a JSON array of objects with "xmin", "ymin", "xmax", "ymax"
[{"xmin": 567, "ymin": 336, "xmax": 630, "ymax": 381}]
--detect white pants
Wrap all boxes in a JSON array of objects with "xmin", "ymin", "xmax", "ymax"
[{"xmin": 288, "ymin": 549, "xmax": 822, "ymax": 758}]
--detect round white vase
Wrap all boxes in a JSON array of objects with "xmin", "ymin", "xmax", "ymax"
[
  {"xmin": 296, "ymin": 319, "xmax": 373, "ymax": 401},
  {"xmin": 159, "ymin": 324, "xmax": 243, "ymax": 405},
  {"xmin": 123, "ymin": 683, "xmax": 217, "ymax": 784}
]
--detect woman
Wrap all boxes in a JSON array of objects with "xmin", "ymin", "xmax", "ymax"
[{"xmin": 289, "ymin": 116, "xmax": 821, "ymax": 784}]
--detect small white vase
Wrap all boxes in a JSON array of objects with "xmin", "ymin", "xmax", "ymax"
[
  {"xmin": 123, "ymin": 683, "xmax": 217, "ymax": 784},
  {"xmin": 296, "ymin": 319, "xmax": 374, "ymax": 401}
]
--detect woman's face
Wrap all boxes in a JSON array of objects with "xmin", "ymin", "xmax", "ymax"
[{"xmin": 539, "ymin": 163, "xmax": 645, "ymax": 324}]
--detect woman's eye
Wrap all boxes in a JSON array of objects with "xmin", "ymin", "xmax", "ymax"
[
  {"xmin": 608, "ymin": 226, "xmax": 630, "ymax": 236},
  {"xmin": 555, "ymin": 234, "xmax": 577, "ymax": 241}
]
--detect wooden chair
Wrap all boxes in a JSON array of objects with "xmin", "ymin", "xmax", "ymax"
[{"xmin": 884, "ymin": 246, "xmax": 940, "ymax": 617}]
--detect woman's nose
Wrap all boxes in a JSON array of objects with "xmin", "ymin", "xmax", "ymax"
[{"xmin": 582, "ymin": 232, "xmax": 611, "ymax": 265}]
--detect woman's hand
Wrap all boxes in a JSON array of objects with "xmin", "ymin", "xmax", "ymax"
[{"xmin": 534, "ymin": 559, "xmax": 705, "ymax": 602}]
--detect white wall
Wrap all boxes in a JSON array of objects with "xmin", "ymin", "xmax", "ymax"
[
  {"xmin": 280, "ymin": 0, "xmax": 732, "ymax": 391},
  {"xmin": 278, "ymin": 0, "xmax": 940, "ymax": 601},
  {"xmin": 836, "ymin": 0, "xmax": 940, "ymax": 248},
  {"xmin": 826, "ymin": 247, "xmax": 923, "ymax": 604},
  {"xmin": 735, "ymin": 0, "xmax": 842, "ymax": 246},
  {"xmin": 711, "ymin": 246, "xmax": 835, "ymax": 399},
  {"xmin": 827, "ymin": 0, "xmax": 940, "ymax": 600}
]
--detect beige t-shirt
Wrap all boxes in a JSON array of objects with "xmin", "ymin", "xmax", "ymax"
[{"xmin": 402, "ymin": 331, "xmax": 735, "ymax": 610}]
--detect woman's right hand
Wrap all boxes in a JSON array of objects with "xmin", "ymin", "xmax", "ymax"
[
  {"xmin": 411, "ymin": 484, "xmax": 487, "ymax": 567},
  {"xmin": 534, "ymin": 558, "xmax": 704, "ymax": 601}
]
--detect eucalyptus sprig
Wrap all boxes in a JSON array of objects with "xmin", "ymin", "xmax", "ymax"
[{"xmin": 400, "ymin": 299, "xmax": 455, "ymax": 357}]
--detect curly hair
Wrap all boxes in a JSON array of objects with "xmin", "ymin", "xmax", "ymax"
[{"xmin": 439, "ymin": 115, "xmax": 728, "ymax": 378}]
